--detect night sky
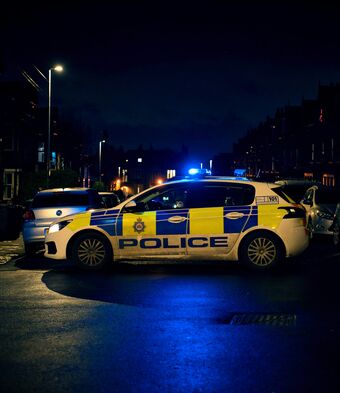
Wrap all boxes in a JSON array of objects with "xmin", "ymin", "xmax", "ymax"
[{"xmin": 3, "ymin": 2, "xmax": 340, "ymax": 160}]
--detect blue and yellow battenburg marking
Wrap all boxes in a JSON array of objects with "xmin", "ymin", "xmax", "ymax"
[
  {"xmin": 90, "ymin": 209, "xmax": 121, "ymax": 236},
  {"xmin": 88, "ymin": 206, "xmax": 264, "ymax": 237}
]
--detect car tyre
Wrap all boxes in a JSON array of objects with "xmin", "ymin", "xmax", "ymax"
[
  {"xmin": 239, "ymin": 231, "xmax": 283, "ymax": 271},
  {"xmin": 332, "ymin": 223, "xmax": 340, "ymax": 250},
  {"xmin": 72, "ymin": 232, "xmax": 112, "ymax": 270}
]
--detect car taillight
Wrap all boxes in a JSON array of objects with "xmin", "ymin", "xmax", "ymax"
[
  {"xmin": 23, "ymin": 210, "xmax": 35, "ymax": 220},
  {"xmin": 278, "ymin": 206, "xmax": 306, "ymax": 224}
]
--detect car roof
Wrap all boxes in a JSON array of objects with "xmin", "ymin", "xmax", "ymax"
[
  {"xmin": 37, "ymin": 187, "xmax": 93, "ymax": 194},
  {"xmin": 162, "ymin": 177, "xmax": 278, "ymax": 188},
  {"xmin": 275, "ymin": 179, "xmax": 321, "ymax": 186}
]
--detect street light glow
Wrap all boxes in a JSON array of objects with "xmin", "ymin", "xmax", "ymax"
[
  {"xmin": 53, "ymin": 65, "xmax": 63, "ymax": 72},
  {"xmin": 47, "ymin": 64, "xmax": 64, "ymax": 181}
]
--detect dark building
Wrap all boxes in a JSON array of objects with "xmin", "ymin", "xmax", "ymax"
[
  {"xmin": 0, "ymin": 78, "xmax": 85, "ymax": 203},
  {"xmin": 98, "ymin": 145, "xmax": 189, "ymax": 195},
  {"xmin": 0, "ymin": 81, "xmax": 39, "ymax": 201},
  {"xmin": 233, "ymin": 84, "xmax": 340, "ymax": 185}
]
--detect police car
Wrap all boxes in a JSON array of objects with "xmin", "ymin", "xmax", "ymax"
[{"xmin": 44, "ymin": 176, "xmax": 309, "ymax": 271}]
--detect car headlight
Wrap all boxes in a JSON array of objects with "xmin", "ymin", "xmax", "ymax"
[
  {"xmin": 316, "ymin": 210, "xmax": 334, "ymax": 220},
  {"xmin": 49, "ymin": 220, "xmax": 72, "ymax": 234}
]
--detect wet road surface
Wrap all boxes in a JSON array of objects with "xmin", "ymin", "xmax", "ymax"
[{"xmin": 0, "ymin": 237, "xmax": 339, "ymax": 392}]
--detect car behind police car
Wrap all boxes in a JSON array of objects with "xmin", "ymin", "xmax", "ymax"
[{"xmin": 44, "ymin": 177, "xmax": 309, "ymax": 271}]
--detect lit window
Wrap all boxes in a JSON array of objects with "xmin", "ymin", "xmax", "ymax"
[
  {"xmin": 138, "ymin": 158, "xmax": 142, "ymax": 163},
  {"xmin": 322, "ymin": 173, "xmax": 335, "ymax": 187},
  {"xmin": 167, "ymin": 169, "xmax": 176, "ymax": 179}
]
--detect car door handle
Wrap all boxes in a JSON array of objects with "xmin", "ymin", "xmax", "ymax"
[
  {"xmin": 168, "ymin": 216, "xmax": 187, "ymax": 224},
  {"xmin": 225, "ymin": 212, "xmax": 245, "ymax": 220}
]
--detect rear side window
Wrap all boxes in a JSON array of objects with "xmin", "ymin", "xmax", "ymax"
[
  {"xmin": 32, "ymin": 192, "xmax": 91, "ymax": 208},
  {"xmin": 271, "ymin": 187, "xmax": 294, "ymax": 203},
  {"xmin": 187, "ymin": 183, "xmax": 255, "ymax": 208}
]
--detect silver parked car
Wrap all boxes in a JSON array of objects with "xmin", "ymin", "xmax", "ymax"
[
  {"xmin": 23, "ymin": 188, "xmax": 103, "ymax": 255},
  {"xmin": 301, "ymin": 185, "xmax": 340, "ymax": 238},
  {"xmin": 99, "ymin": 192, "xmax": 121, "ymax": 208}
]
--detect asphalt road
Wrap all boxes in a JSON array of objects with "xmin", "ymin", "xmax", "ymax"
[{"xmin": 0, "ymin": 237, "xmax": 339, "ymax": 393}]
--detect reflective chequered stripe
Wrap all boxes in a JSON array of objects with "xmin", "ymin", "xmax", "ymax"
[
  {"xmin": 257, "ymin": 205, "xmax": 286, "ymax": 229},
  {"xmin": 87, "ymin": 203, "xmax": 285, "ymax": 238},
  {"xmin": 123, "ymin": 211, "xmax": 156, "ymax": 235},
  {"xmin": 68, "ymin": 212, "xmax": 91, "ymax": 231},
  {"xmin": 90, "ymin": 209, "xmax": 120, "ymax": 236},
  {"xmin": 242, "ymin": 206, "xmax": 258, "ymax": 231},
  {"xmin": 156, "ymin": 210, "xmax": 188, "ymax": 235},
  {"xmin": 189, "ymin": 207, "xmax": 223, "ymax": 234},
  {"xmin": 224, "ymin": 206, "xmax": 254, "ymax": 233}
]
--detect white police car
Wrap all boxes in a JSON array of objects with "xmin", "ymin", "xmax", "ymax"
[{"xmin": 44, "ymin": 176, "xmax": 309, "ymax": 271}]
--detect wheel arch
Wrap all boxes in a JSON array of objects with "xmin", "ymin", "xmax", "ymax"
[
  {"xmin": 238, "ymin": 228, "xmax": 287, "ymax": 260},
  {"xmin": 66, "ymin": 228, "xmax": 113, "ymax": 260}
]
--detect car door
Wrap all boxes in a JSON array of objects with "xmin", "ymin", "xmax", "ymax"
[
  {"xmin": 186, "ymin": 182, "xmax": 255, "ymax": 257},
  {"xmin": 116, "ymin": 184, "xmax": 189, "ymax": 259}
]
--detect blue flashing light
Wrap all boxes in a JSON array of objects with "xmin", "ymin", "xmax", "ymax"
[
  {"xmin": 188, "ymin": 168, "xmax": 212, "ymax": 176},
  {"xmin": 188, "ymin": 168, "xmax": 200, "ymax": 175},
  {"xmin": 234, "ymin": 168, "xmax": 247, "ymax": 177}
]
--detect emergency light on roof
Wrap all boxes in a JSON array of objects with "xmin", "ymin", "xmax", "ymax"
[
  {"xmin": 188, "ymin": 168, "xmax": 212, "ymax": 176},
  {"xmin": 234, "ymin": 168, "xmax": 247, "ymax": 177}
]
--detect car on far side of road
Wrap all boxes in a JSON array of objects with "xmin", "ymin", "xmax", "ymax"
[
  {"xmin": 274, "ymin": 179, "xmax": 321, "ymax": 203},
  {"xmin": 23, "ymin": 188, "xmax": 103, "ymax": 256},
  {"xmin": 99, "ymin": 192, "xmax": 121, "ymax": 208},
  {"xmin": 301, "ymin": 185, "xmax": 340, "ymax": 238},
  {"xmin": 329, "ymin": 202, "xmax": 340, "ymax": 249}
]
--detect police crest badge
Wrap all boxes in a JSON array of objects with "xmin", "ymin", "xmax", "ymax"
[{"xmin": 133, "ymin": 217, "xmax": 146, "ymax": 234}]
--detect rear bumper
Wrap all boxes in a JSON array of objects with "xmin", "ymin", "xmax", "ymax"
[
  {"xmin": 23, "ymin": 222, "xmax": 49, "ymax": 243},
  {"xmin": 282, "ymin": 227, "xmax": 309, "ymax": 257}
]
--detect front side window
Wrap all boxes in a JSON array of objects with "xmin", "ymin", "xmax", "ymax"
[{"xmin": 131, "ymin": 184, "xmax": 189, "ymax": 211}]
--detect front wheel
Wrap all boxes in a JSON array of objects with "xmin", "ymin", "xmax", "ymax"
[
  {"xmin": 239, "ymin": 231, "xmax": 283, "ymax": 271},
  {"xmin": 72, "ymin": 232, "xmax": 112, "ymax": 270}
]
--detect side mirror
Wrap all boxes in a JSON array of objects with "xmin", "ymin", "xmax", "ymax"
[
  {"xmin": 123, "ymin": 200, "xmax": 146, "ymax": 212},
  {"xmin": 124, "ymin": 200, "xmax": 137, "ymax": 211}
]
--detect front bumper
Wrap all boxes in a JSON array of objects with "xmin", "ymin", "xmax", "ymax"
[{"xmin": 44, "ymin": 228, "xmax": 70, "ymax": 260}]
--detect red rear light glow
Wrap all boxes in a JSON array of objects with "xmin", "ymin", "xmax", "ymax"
[{"xmin": 23, "ymin": 210, "xmax": 35, "ymax": 220}]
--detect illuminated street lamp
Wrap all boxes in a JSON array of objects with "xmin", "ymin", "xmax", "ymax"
[
  {"xmin": 99, "ymin": 139, "xmax": 106, "ymax": 182},
  {"xmin": 47, "ymin": 65, "xmax": 63, "ymax": 179}
]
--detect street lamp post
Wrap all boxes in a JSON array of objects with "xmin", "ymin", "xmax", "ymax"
[
  {"xmin": 47, "ymin": 65, "xmax": 63, "ymax": 180},
  {"xmin": 99, "ymin": 139, "xmax": 106, "ymax": 182}
]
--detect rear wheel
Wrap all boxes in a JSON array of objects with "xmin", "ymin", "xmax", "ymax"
[
  {"xmin": 72, "ymin": 232, "xmax": 112, "ymax": 270},
  {"xmin": 239, "ymin": 231, "xmax": 283, "ymax": 271}
]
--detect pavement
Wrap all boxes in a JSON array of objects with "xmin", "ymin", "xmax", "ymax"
[{"xmin": 0, "ymin": 233, "xmax": 24, "ymax": 264}]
